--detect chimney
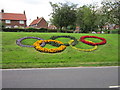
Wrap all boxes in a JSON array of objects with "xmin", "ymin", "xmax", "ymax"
[
  {"xmin": 23, "ymin": 10, "xmax": 25, "ymax": 14},
  {"xmin": 1, "ymin": 9, "xmax": 4, "ymax": 13},
  {"xmin": 37, "ymin": 16, "xmax": 39, "ymax": 19}
]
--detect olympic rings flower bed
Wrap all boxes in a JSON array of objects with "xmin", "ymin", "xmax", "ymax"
[{"xmin": 16, "ymin": 35, "xmax": 107, "ymax": 53}]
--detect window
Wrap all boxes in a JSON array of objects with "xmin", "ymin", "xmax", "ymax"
[
  {"xmin": 19, "ymin": 20, "xmax": 24, "ymax": 24},
  {"xmin": 5, "ymin": 20, "xmax": 11, "ymax": 24}
]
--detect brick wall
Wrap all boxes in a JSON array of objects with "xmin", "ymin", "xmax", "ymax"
[
  {"xmin": 2, "ymin": 20, "xmax": 27, "ymax": 28},
  {"xmin": 37, "ymin": 18, "xmax": 48, "ymax": 28}
]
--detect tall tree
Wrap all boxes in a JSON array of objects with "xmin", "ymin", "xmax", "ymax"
[
  {"xmin": 50, "ymin": 2, "xmax": 77, "ymax": 32},
  {"xmin": 76, "ymin": 5, "xmax": 98, "ymax": 33},
  {"xmin": 101, "ymin": 0, "xmax": 120, "ymax": 28}
]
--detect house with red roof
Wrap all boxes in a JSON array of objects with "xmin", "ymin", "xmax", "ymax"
[
  {"xmin": 29, "ymin": 17, "xmax": 48, "ymax": 29},
  {"xmin": 0, "ymin": 9, "xmax": 27, "ymax": 28}
]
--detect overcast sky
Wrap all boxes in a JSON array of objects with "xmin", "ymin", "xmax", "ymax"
[{"xmin": 0, "ymin": 0, "xmax": 103, "ymax": 25}]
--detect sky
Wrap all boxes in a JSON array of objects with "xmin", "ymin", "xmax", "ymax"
[{"xmin": 0, "ymin": 0, "xmax": 103, "ymax": 25}]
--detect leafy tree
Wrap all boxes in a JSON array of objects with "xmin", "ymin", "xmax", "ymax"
[
  {"xmin": 95, "ymin": 7, "xmax": 108, "ymax": 31},
  {"xmin": 49, "ymin": 0, "xmax": 120, "ymax": 33},
  {"xmin": 97, "ymin": 14, "xmax": 108, "ymax": 31},
  {"xmin": 76, "ymin": 5, "xmax": 98, "ymax": 33},
  {"xmin": 50, "ymin": 2, "xmax": 77, "ymax": 32},
  {"xmin": 101, "ymin": 0, "xmax": 120, "ymax": 28}
]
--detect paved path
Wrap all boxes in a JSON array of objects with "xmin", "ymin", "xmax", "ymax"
[{"xmin": 2, "ymin": 66, "xmax": 119, "ymax": 88}]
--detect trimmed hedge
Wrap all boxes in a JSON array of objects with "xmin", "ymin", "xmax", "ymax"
[
  {"xmin": 111, "ymin": 29, "xmax": 119, "ymax": 34},
  {"xmin": 2, "ymin": 28, "xmax": 46, "ymax": 32},
  {"xmin": 2, "ymin": 28, "xmax": 74, "ymax": 33}
]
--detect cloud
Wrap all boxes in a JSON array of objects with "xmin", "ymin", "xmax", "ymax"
[
  {"xmin": 20, "ymin": 0, "xmax": 47, "ymax": 5},
  {"xmin": 23, "ymin": 0, "xmax": 40, "ymax": 3}
]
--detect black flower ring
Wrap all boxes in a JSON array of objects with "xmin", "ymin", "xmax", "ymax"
[
  {"xmin": 50, "ymin": 35, "xmax": 78, "ymax": 46},
  {"xmin": 16, "ymin": 37, "xmax": 46, "ymax": 47}
]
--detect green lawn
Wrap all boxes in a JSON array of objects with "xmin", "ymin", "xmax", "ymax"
[{"xmin": 2, "ymin": 32, "xmax": 118, "ymax": 69}]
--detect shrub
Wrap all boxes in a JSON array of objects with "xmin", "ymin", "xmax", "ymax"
[
  {"xmin": 2, "ymin": 28, "xmax": 25, "ymax": 32},
  {"xmin": 111, "ymin": 29, "xmax": 119, "ymax": 34},
  {"xmin": 2, "ymin": 28, "xmax": 74, "ymax": 33}
]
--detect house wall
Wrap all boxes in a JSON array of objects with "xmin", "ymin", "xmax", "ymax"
[
  {"xmin": 2, "ymin": 20, "xmax": 27, "ymax": 28},
  {"xmin": 37, "ymin": 18, "xmax": 48, "ymax": 28},
  {"xmin": 48, "ymin": 25, "xmax": 57, "ymax": 29}
]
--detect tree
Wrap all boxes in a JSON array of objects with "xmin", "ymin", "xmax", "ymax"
[
  {"xmin": 101, "ymin": 0, "xmax": 120, "ymax": 28},
  {"xmin": 76, "ymin": 5, "xmax": 98, "ymax": 33},
  {"xmin": 50, "ymin": 2, "xmax": 77, "ymax": 32}
]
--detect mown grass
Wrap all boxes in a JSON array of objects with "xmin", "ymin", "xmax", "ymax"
[{"xmin": 2, "ymin": 32, "xmax": 118, "ymax": 69}]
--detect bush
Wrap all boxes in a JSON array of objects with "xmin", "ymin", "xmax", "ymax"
[
  {"xmin": 111, "ymin": 29, "xmax": 119, "ymax": 34},
  {"xmin": 2, "ymin": 28, "xmax": 47, "ymax": 32},
  {"xmin": 47, "ymin": 29, "xmax": 57, "ymax": 32},
  {"xmin": 61, "ymin": 29, "xmax": 74, "ymax": 33},
  {"xmin": 2, "ymin": 28, "xmax": 25, "ymax": 32},
  {"xmin": 2, "ymin": 28, "xmax": 74, "ymax": 33}
]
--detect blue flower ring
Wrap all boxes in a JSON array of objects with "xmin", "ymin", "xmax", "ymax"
[
  {"xmin": 16, "ymin": 37, "xmax": 45, "ymax": 47},
  {"xmin": 50, "ymin": 35, "xmax": 78, "ymax": 46}
]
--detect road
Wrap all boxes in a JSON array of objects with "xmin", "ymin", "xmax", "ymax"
[{"xmin": 2, "ymin": 66, "xmax": 119, "ymax": 88}]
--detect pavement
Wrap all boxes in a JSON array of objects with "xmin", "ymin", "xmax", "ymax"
[{"xmin": 1, "ymin": 66, "xmax": 119, "ymax": 88}]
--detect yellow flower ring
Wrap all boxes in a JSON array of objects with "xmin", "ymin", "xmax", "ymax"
[
  {"xmin": 33, "ymin": 40, "xmax": 67, "ymax": 53},
  {"xmin": 68, "ymin": 40, "xmax": 97, "ymax": 52}
]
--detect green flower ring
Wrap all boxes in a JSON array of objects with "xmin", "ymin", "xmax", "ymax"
[
  {"xmin": 50, "ymin": 35, "xmax": 78, "ymax": 46},
  {"xmin": 68, "ymin": 40, "xmax": 97, "ymax": 52}
]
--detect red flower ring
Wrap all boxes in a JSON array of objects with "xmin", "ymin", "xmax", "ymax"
[{"xmin": 80, "ymin": 35, "xmax": 107, "ymax": 46}]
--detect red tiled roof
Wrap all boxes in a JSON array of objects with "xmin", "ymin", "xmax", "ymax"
[
  {"xmin": 30, "ymin": 17, "xmax": 42, "ymax": 25},
  {"xmin": 0, "ymin": 13, "xmax": 27, "ymax": 20}
]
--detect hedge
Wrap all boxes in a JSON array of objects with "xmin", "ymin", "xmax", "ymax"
[{"xmin": 2, "ymin": 28, "xmax": 74, "ymax": 33}]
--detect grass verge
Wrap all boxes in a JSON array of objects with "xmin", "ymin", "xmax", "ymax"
[{"xmin": 2, "ymin": 32, "xmax": 119, "ymax": 69}]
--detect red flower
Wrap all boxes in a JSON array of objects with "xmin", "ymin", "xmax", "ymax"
[{"xmin": 80, "ymin": 35, "xmax": 107, "ymax": 46}]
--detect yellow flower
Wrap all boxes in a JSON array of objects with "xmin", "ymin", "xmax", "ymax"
[
  {"xmin": 33, "ymin": 39, "xmax": 67, "ymax": 53},
  {"xmin": 68, "ymin": 40, "xmax": 97, "ymax": 52}
]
